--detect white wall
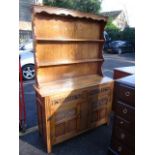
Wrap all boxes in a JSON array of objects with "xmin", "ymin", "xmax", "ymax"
[{"xmin": 100, "ymin": 0, "xmax": 135, "ymax": 27}]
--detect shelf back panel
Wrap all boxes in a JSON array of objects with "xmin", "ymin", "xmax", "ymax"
[
  {"xmin": 35, "ymin": 42, "xmax": 102, "ymax": 63},
  {"xmin": 37, "ymin": 62, "xmax": 103, "ymax": 85},
  {"xmin": 33, "ymin": 14, "xmax": 101, "ymax": 39}
]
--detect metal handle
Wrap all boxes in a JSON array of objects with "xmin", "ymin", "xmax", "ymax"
[
  {"xmin": 123, "ymin": 108, "xmax": 128, "ymax": 114},
  {"xmin": 125, "ymin": 91, "xmax": 130, "ymax": 96},
  {"xmin": 120, "ymin": 121, "xmax": 124, "ymax": 125},
  {"xmin": 120, "ymin": 133, "xmax": 125, "ymax": 139},
  {"xmin": 78, "ymin": 114, "xmax": 81, "ymax": 118},
  {"xmin": 117, "ymin": 146, "xmax": 122, "ymax": 152}
]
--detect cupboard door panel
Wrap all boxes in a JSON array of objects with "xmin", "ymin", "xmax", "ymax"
[
  {"xmin": 55, "ymin": 122, "xmax": 65, "ymax": 137},
  {"xmin": 66, "ymin": 118, "xmax": 77, "ymax": 133}
]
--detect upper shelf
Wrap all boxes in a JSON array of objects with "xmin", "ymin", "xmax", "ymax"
[{"xmin": 35, "ymin": 38, "xmax": 105, "ymax": 43}]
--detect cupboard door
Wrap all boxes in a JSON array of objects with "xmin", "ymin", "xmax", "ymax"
[
  {"xmin": 54, "ymin": 103, "xmax": 80, "ymax": 137},
  {"xmin": 79, "ymin": 101, "xmax": 89, "ymax": 131},
  {"xmin": 89, "ymin": 96, "xmax": 109, "ymax": 126}
]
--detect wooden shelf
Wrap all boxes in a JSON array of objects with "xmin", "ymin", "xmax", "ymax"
[
  {"xmin": 37, "ymin": 59, "xmax": 104, "ymax": 67},
  {"xmin": 36, "ymin": 38, "xmax": 104, "ymax": 43}
]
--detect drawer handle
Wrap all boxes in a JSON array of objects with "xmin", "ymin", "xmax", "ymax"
[
  {"xmin": 123, "ymin": 108, "xmax": 128, "ymax": 114},
  {"xmin": 125, "ymin": 91, "xmax": 130, "ymax": 96},
  {"xmin": 120, "ymin": 121, "xmax": 124, "ymax": 125},
  {"xmin": 117, "ymin": 146, "xmax": 122, "ymax": 152},
  {"xmin": 120, "ymin": 133, "xmax": 125, "ymax": 139}
]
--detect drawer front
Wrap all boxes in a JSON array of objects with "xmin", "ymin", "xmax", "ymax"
[
  {"xmin": 87, "ymin": 84, "xmax": 113, "ymax": 98},
  {"xmin": 111, "ymin": 139, "xmax": 134, "ymax": 155},
  {"xmin": 47, "ymin": 91, "xmax": 85, "ymax": 106},
  {"xmin": 113, "ymin": 126, "xmax": 135, "ymax": 149},
  {"xmin": 115, "ymin": 101, "xmax": 135, "ymax": 122},
  {"xmin": 116, "ymin": 84, "xmax": 135, "ymax": 106},
  {"xmin": 114, "ymin": 116, "xmax": 134, "ymax": 133}
]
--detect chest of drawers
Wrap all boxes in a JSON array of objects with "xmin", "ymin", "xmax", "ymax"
[{"xmin": 108, "ymin": 75, "xmax": 135, "ymax": 155}]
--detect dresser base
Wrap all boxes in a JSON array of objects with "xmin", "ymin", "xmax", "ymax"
[{"xmin": 34, "ymin": 76, "xmax": 114, "ymax": 153}]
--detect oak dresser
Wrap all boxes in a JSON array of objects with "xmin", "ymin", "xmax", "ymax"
[{"xmin": 32, "ymin": 5, "xmax": 114, "ymax": 153}]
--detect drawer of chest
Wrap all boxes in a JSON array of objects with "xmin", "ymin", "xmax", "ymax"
[
  {"xmin": 113, "ymin": 126, "xmax": 135, "ymax": 149},
  {"xmin": 114, "ymin": 116, "xmax": 135, "ymax": 133},
  {"xmin": 111, "ymin": 139, "xmax": 134, "ymax": 155},
  {"xmin": 116, "ymin": 84, "xmax": 135, "ymax": 106},
  {"xmin": 115, "ymin": 101, "xmax": 135, "ymax": 122}
]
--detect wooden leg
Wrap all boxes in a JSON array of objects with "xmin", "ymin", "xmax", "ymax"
[
  {"xmin": 45, "ymin": 120, "xmax": 52, "ymax": 153},
  {"xmin": 47, "ymin": 141, "xmax": 52, "ymax": 153},
  {"xmin": 44, "ymin": 99, "xmax": 52, "ymax": 153},
  {"xmin": 107, "ymin": 115, "xmax": 111, "ymax": 126}
]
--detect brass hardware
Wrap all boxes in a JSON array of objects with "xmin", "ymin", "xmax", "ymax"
[
  {"xmin": 118, "ymin": 146, "xmax": 122, "ymax": 152},
  {"xmin": 120, "ymin": 121, "xmax": 124, "ymax": 124},
  {"xmin": 120, "ymin": 133, "xmax": 125, "ymax": 139},
  {"xmin": 123, "ymin": 108, "xmax": 128, "ymax": 114},
  {"xmin": 78, "ymin": 114, "xmax": 81, "ymax": 118},
  {"xmin": 125, "ymin": 91, "xmax": 130, "ymax": 96}
]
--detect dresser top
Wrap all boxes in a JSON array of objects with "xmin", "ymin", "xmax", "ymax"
[
  {"xmin": 114, "ymin": 66, "xmax": 135, "ymax": 75},
  {"xmin": 116, "ymin": 75, "xmax": 135, "ymax": 87},
  {"xmin": 34, "ymin": 75, "xmax": 114, "ymax": 97},
  {"xmin": 33, "ymin": 5, "xmax": 108, "ymax": 22}
]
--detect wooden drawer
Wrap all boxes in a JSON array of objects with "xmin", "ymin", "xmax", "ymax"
[
  {"xmin": 47, "ymin": 90, "xmax": 86, "ymax": 107},
  {"xmin": 87, "ymin": 84, "xmax": 112, "ymax": 98},
  {"xmin": 111, "ymin": 139, "xmax": 134, "ymax": 155},
  {"xmin": 115, "ymin": 101, "xmax": 135, "ymax": 122},
  {"xmin": 113, "ymin": 126, "xmax": 135, "ymax": 149},
  {"xmin": 116, "ymin": 84, "xmax": 135, "ymax": 106},
  {"xmin": 114, "ymin": 116, "xmax": 134, "ymax": 133}
]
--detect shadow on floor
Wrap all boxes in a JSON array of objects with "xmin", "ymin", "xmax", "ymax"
[{"xmin": 20, "ymin": 115, "xmax": 114, "ymax": 155}]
